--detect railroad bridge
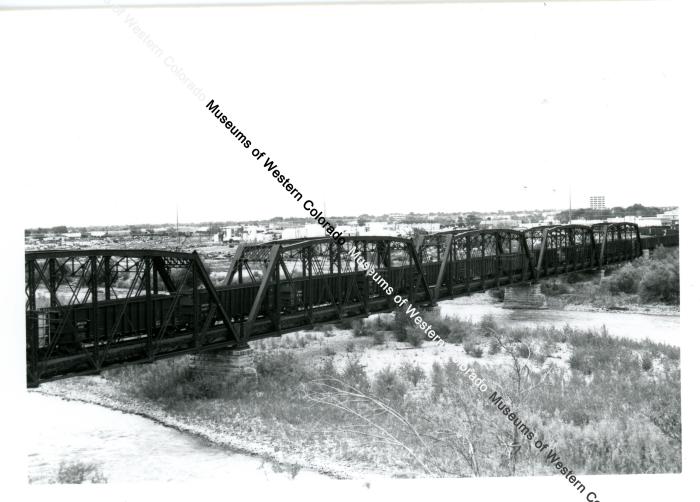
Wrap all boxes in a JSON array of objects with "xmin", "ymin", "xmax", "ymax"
[{"xmin": 25, "ymin": 223, "xmax": 678, "ymax": 386}]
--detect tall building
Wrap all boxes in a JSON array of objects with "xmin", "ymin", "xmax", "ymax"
[{"xmin": 589, "ymin": 196, "xmax": 606, "ymax": 210}]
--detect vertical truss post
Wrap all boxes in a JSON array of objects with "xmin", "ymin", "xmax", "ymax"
[
  {"xmin": 447, "ymin": 239, "xmax": 454, "ymax": 297},
  {"xmin": 90, "ymin": 256, "xmax": 99, "ymax": 364},
  {"xmin": 26, "ymin": 259, "xmax": 39, "ymax": 387},
  {"xmin": 48, "ymin": 258, "xmax": 57, "ymax": 308},
  {"xmin": 495, "ymin": 234, "xmax": 503, "ymax": 289},
  {"xmin": 152, "ymin": 259, "xmax": 158, "ymax": 295},
  {"xmin": 466, "ymin": 235, "xmax": 471, "ymax": 294},
  {"xmin": 480, "ymin": 238, "xmax": 486, "ymax": 291},
  {"xmin": 273, "ymin": 260, "xmax": 281, "ymax": 333},
  {"xmin": 144, "ymin": 257, "xmax": 153, "ymax": 360},
  {"xmin": 104, "ymin": 255, "xmax": 111, "ymax": 300},
  {"xmin": 193, "ymin": 261, "xmax": 200, "ymax": 350},
  {"xmin": 362, "ymin": 242, "xmax": 369, "ymax": 311},
  {"xmin": 336, "ymin": 243, "xmax": 342, "ymax": 317}
]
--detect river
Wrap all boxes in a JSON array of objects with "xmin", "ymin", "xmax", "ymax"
[
  {"xmin": 438, "ymin": 293, "xmax": 680, "ymax": 347},
  {"xmin": 26, "ymin": 392, "xmax": 330, "ymax": 484}
]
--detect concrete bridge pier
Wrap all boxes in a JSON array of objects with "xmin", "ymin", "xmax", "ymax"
[
  {"xmin": 502, "ymin": 284, "xmax": 547, "ymax": 309},
  {"xmin": 189, "ymin": 347, "xmax": 258, "ymax": 387}
]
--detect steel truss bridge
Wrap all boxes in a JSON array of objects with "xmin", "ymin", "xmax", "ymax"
[{"xmin": 25, "ymin": 223, "xmax": 678, "ymax": 386}]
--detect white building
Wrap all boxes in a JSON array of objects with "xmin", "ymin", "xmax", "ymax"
[{"xmin": 589, "ymin": 196, "xmax": 606, "ymax": 210}]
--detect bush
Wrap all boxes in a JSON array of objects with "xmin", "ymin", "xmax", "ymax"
[
  {"xmin": 488, "ymin": 288, "xmax": 505, "ymax": 301},
  {"xmin": 405, "ymin": 327, "xmax": 424, "ymax": 348},
  {"xmin": 606, "ymin": 263, "xmax": 641, "ymax": 295},
  {"xmin": 372, "ymin": 366, "xmax": 408, "ymax": 402},
  {"xmin": 463, "ymin": 341, "xmax": 483, "ymax": 358},
  {"xmin": 431, "ymin": 361, "xmax": 446, "ymax": 399},
  {"xmin": 568, "ymin": 349, "xmax": 593, "ymax": 375},
  {"xmin": 256, "ymin": 350, "xmax": 308, "ymax": 388},
  {"xmin": 540, "ymin": 280, "xmax": 573, "ymax": 296},
  {"xmin": 372, "ymin": 330, "xmax": 386, "ymax": 346},
  {"xmin": 341, "ymin": 357, "xmax": 370, "ymax": 392},
  {"xmin": 52, "ymin": 461, "xmax": 107, "ymax": 484},
  {"xmin": 399, "ymin": 361, "xmax": 426, "ymax": 386},
  {"xmin": 478, "ymin": 314, "xmax": 498, "ymax": 335},
  {"xmin": 639, "ymin": 260, "xmax": 679, "ymax": 304},
  {"xmin": 517, "ymin": 343, "xmax": 531, "ymax": 359},
  {"xmin": 393, "ymin": 308, "xmax": 412, "ymax": 342},
  {"xmin": 352, "ymin": 320, "xmax": 371, "ymax": 337},
  {"xmin": 488, "ymin": 338, "xmax": 501, "ymax": 355},
  {"xmin": 565, "ymin": 272, "xmax": 584, "ymax": 284},
  {"xmin": 336, "ymin": 318, "xmax": 354, "ymax": 330},
  {"xmin": 641, "ymin": 352, "xmax": 654, "ymax": 372}
]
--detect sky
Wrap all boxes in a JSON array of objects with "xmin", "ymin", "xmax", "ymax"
[{"xmin": 1, "ymin": 2, "xmax": 697, "ymax": 228}]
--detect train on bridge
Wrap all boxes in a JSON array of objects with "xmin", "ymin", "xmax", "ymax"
[{"xmin": 25, "ymin": 222, "xmax": 678, "ymax": 386}]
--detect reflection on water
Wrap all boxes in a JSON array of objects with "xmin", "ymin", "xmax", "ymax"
[
  {"xmin": 26, "ymin": 393, "xmax": 329, "ymax": 483},
  {"xmin": 438, "ymin": 293, "xmax": 680, "ymax": 347}
]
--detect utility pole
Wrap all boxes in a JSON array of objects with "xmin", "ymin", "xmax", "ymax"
[
  {"xmin": 176, "ymin": 205, "xmax": 180, "ymax": 249},
  {"xmin": 568, "ymin": 185, "xmax": 572, "ymax": 224}
]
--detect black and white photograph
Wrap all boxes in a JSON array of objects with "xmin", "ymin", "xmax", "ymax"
[{"xmin": 0, "ymin": 1, "xmax": 698, "ymax": 501}]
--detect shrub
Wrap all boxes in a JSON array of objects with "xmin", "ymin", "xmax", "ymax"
[
  {"xmin": 463, "ymin": 341, "xmax": 483, "ymax": 358},
  {"xmin": 517, "ymin": 343, "xmax": 531, "ymax": 359},
  {"xmin": 478, "ymin": 314, "xmax": 498, "ymax": 335},
  {"xmin": 641, "ymin": 352, "xmax": 654, "ymax": 372},
  {"xmin": 255, "ymin": 350, "xmax": 307, "ymax": 388},
  {"xmin": 488, "ymin": 338, "xmax": 501, "ymax": 355},
  {"xmin": 565, "ymin": 272, "xmax": 584, "ymax": 284},
  {"xmin": 336, "ymin": 318, "xmax": 354, "ymax": 330},
  {"xmin": 568, "ymin": 348, "xmax": 593, "ymax": 375},
  {"xmin": 372, "ymin": 366, "xmax": 408, "ymax": 402},
  {"xmin": 399, "ymin": 361, "xmax": 426, "ymax": 386},
  {"xmin": 393, "ymin": 308, "xmax": 413, "ymax": 341},
  {"xmin": 488, "ymin": 288, "xmax": 505, "ymax": 301},
  {"xmin": 319, "ymin": 357, "xmax": 338, "ymax": 378},
  {"xmin": 405, "ymin": 327, "xmax": 424, "ymax": 348},
  {"xmin": 540, "ymin": 280, "xmax": 573, "ymax": 296},
  {"xmin": 52, "ymin": 461, "xmax": 107, "ymax": 484},
  {"xmin": 639, "ymin": 261, "xmax": 679, "ymax": 304},
  {"xmin": 606, "ymin": 263, "xmax": 641, "ymax": 295},
  {"xmin": 352, "ymin": 320, "xmax": 370, "ymax": 337},
  {"xmin": 372, "ymin": 330, "xmax": 386, "ymax": 346},
  {"xmin": 447, "ymin": 329, "xmax": 464, "ymax": 344},
  {"xmin": 346, "ymin": 341, "xmax": 356, "ymax": 353},
  {"xmin": 323, "ymin": 346, "xmax": 336, "ymax": 357},
  {"xmin": 341, "ymin": 357, "xmax": 370, "ymax": 392}
]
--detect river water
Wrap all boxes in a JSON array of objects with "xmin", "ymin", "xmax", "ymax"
[
  {"xmin": 27, "ymin": 296, "xmax": 679, "ymax": 483},
  {"xmin": 26, "ymin": 393, "xmax": 329, "ymax": 484},
  {"xmin": 439, "ymin": 293, "xmax": 680, "ymax": 347}
]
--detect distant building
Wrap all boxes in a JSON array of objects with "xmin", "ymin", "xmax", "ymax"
[{"xmin": 589, "ymin": 196, "xmax": 606, "ymax": 210}]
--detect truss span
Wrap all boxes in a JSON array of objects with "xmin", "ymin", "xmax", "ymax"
[{"xmin": 25, "ymin": 222, "xmax": 674, "ymax": 386}]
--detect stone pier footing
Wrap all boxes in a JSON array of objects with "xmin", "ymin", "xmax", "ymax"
[
  {"xmin": 503, "ymin": 284, "xmax": 547, "ymax": 309},
  {"xmin": 189, "ymin": 347, "xmax": 258, "ymax": 386}
]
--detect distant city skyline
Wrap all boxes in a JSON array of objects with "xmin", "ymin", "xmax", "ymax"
[
  {"xmin": 25, "ymin": 202, "xmax": 678, "ymax": 230},
  {"xmin": 4, "ymin": 6, "xmax": 688, "ymax": 228}
]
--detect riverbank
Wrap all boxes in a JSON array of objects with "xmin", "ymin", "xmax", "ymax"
[
  {"xmin": 534, "ymin": 247, "xmax": 679, "ymax": 315},
  {"xmin": 33, "ymin": 378, "xmax": 362, "ymax": 480},
  {"xmin": 33, "ymin": 309, "xmax": 681, "ymax": 480},
  {"xmin": 555, "ymin": 301, "xmax": 679, "ymax": 316}
]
